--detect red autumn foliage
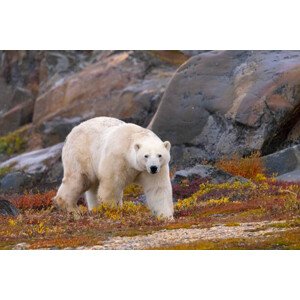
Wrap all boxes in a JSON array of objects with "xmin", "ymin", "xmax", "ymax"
[{"xmin": 11, "ymin": 190, "xmax": 56, "ymax": 210}]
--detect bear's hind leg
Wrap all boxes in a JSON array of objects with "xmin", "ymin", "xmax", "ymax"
[
  {"xmin": 85, "ymin": 185, "xmax": 99, "ymax": 210},
  {"xmin": 53, "ymin": 175, "xmax": 89, "ymax": 211}
]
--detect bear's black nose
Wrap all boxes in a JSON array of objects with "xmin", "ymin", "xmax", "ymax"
[{"xmin": 150, "ymin": 166, "xmax": 158, "ymax": 174}]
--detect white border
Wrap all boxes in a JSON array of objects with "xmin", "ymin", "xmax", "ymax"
[
  {"xmin": 1, "ymin": 0, "xmax": 300, "ymax": 49},
  {"xmin": 0, "ymin": 250, "xmax": 299, "ymax": 300},
  {"xmin": 0, "ymin": 0, "xmax": 299, "ymax": 299}
]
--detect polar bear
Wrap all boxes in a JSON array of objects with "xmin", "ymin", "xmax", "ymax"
[{"xmin": 53, "ymin": 117, "xmax": 174, "ymax": 218}]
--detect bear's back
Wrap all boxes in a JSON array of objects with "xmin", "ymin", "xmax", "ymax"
[
  {"xmin": 66, "ymin": 117, "xmax": 124, "ymax": 141},
  {"xmin": 109, "ymin": 123, "xmax": 160, "ymax": 142},
  {"xmin": 77, "ymin": 117, "xmax": 125, "ymax": 133}
]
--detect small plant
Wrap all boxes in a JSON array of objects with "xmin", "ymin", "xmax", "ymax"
[
  {"xmin": 206, "ymin": 197, "xmax": 230, "ymax": 206},
  {"xmin": 216, "ymin": 152, "xmax": 266, "ymax": 180},
  {"xmin": 92, "ymin": 201, "xmax": 149, "ymax": 221},
  {"xmin": 0, "ymin": 166, "xmax": 12, "ymax": 177},
  {"xmin": 8, "ymin": 219, "xmax": 17, "ymax": 226},
  {"xmin": 123, "ymin": 184, "xmax": 143, "ymax": 199},
  {"xmin": 255, "ymin": 173, "xmax": 267, "ymax": 182},
  {"xmin": 35, "ymin": 222, "xmax": 47, "ymax": 234},
  {"xmin": 225, "ymin": 222, "xmax": 240, "ymax": 227},
  {"xmin": 175, "ymin": 197, "xmax": 197, "ymax": 210},
  {"xmin": 0, "ymin": 130, "xmax": 26, "ymax": 155}
]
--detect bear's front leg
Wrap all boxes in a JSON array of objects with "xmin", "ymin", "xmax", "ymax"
[
  {"xmin": 97, "ymin": 179, "xmax": 124, "ymax": 208},
  {"xmin": 136, "ymin": 166, "xmax": 174, "ymax": 219},
  {"xmin": 145, "ymin": 185, "xmax": 174, "ymax": 219}
]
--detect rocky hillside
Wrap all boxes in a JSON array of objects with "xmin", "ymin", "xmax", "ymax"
[
  {"xmin": 1, "ymin": 50, "xmax": 299, "ymax": 192},
  {"xmin": 0, "ymin": 50, "xmax": 191, "ymax": 190},
  {"xmin": 0, "ymin": 50, "xmax": 186, "ymax": 139}
]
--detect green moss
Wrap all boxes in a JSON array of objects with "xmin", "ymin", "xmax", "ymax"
[
  {"xmin": 0, "ymin": 166, "xmax": 12, "ymax": 177},
  {"xmin": 225, "ymin": 222, "xmax": 240, "ymax": 227},
  {"xmin": 284, "ymin": 197, "xmax": 300, "ymax": 212},
  {"xmin": 269, "ymin": 222, "xmax": 291, "ymax": 229},
  {"xmin": 269, "ymin": 218, "xmax": 300, "ymax": 229},
  {"xmin": 0, "ymin": 131, "xmax": 26, "ymax": 155},
  {"xmin": 237, "ymin": 208, "xmax": 266, "ymax": 218}
]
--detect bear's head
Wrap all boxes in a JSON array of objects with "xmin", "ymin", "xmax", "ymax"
[{"xmin": 134, "ymin": 140, "xmax": 171, "ymax": 174}]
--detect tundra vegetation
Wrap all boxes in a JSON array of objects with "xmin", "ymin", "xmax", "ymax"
[
  {"xmin": 1, "ymin": 154, "xmax": 299, "ymax": 250},
  {"xmin": 0, "ymin": 129, "xmax": 26, "ymax": 156}
]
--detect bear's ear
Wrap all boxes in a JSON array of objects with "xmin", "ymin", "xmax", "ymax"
[
  {"xmin": 164, "ymin": 141, "xmax": 171, "ymax": 151},
  {"xmin": 134, "ymin": 143, "xmax": 141, "ymax": 151}
]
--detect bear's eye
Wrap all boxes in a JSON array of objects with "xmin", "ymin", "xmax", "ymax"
[
  {"xmin": 144, "ymin": 155, "xmax": 149, "ymax": 158},
  {"xmin": 158, "ymin": 154, "xmax": 162, "ymax": 158}
]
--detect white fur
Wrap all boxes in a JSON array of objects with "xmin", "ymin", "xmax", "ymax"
[{"xmin": 53, "ymin": 117, "xmax": 174, "ymax": 218}]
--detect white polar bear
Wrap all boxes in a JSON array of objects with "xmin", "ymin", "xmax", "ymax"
[{"xmin": 53, "ymin": 117, "xmax": 174, "ymax": 218}]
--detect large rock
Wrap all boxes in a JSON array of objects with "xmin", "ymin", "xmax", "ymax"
[
  {"xmin": 149, "ymin": 51, "xmax": 300, "ymax": 165},
  {"xmin": 33, "ymin": 51, "xmax": 175, "ymax": 128},
  {"xmin": 0, "ymin": 171, "xmax": 33, "ymax": 193},
  {"xmin": 262, "ymin": 144, "xmax": 300, "ymax": 182},
  {"xmin": 276, "ymin": 170, "xmax": 300, "ymax": 182},
  {"xmin": 38, "ymin": 116, "xmax": 83, "ymax": 147},
  {"xmin": 111, "ymin": 73, "xmax": 170, "ymax": 126},
  {"xmin": 0, "ymin": 143, "xmax": 63, "ymax": 174},
  {"xmin": 0, "ymin": 143, "xmax": 64, "ymax": 192}
]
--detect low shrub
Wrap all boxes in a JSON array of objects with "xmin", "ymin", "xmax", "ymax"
[
  {"xmin": 12, "ymin": 190, "xmax": 56, "ymax": 210},
  {"xmin": 215, "ymin": 152, "xmax": 266, "ymax": 180},
  {"xmin": 0, "ymin": 131, "xmax": 26, "ymax": 155}
]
